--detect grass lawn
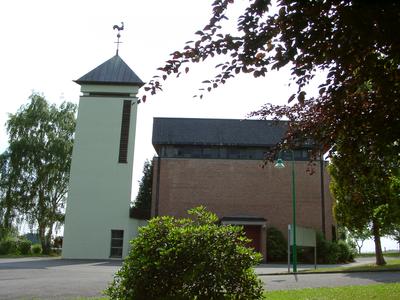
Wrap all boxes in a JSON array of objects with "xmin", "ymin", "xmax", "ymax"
[
  {"xmin": 75, "ymin": 284, "xmax": 400, "ymax": 300},
  {"xmin": 357, "ymin": 252, "xmax": 400, "ymax": 258},
  {"xmin": 301, "ymin": 259, "xmax": 400, "ymax": 273},
  {"xmin": 382, "ymin": 252, "xmax": 400, "ymax": 258},
  {"xmin": 265, "ymin": 283, "xmax": 400, "ymax": 300},
  {"xmin": 73, "ymin": 298, "xmax": 107, "ymax": 300}
]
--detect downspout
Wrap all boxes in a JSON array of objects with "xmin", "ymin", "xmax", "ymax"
[
  {"xmin": 320, "ymin": 151, "xmax": 326, "ymax": 238},
  {"xmin": 154, "ymin": 155, "xmax": 161, "ymax": 216}
]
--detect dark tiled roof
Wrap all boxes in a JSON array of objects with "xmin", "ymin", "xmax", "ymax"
[
  {"xmin": 152, "ymin": 118, "xmax": 288, "ymax": 147},
  {"xmin": 75, "ymin": 55, "xmax": 144, "ymax": 86}
]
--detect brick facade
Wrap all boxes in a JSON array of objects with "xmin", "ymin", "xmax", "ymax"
[{"xmin": 151, "ymin": 157, "xmax": 335, "ymax": 260}]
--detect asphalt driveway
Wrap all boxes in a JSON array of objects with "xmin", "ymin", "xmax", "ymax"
[
  {"xmin": 1, "ymin": 257, "xmax": 400, "ymax": 299},
  {"xmin": 0, "ymin": 257, "xmax": 121, "ymax": 299}
]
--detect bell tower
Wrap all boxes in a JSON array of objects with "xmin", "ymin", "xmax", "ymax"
[{"xmin": 62, "ymin": 53, "xmax": 145, "ymax": 259}]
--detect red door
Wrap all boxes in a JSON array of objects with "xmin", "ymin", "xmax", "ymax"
[{"xmin": 243, "ymin": 225, "xmax": 261, "ymax": 253}]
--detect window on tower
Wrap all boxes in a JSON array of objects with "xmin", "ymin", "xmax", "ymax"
[{"xmin": 118, "ymin": 100, "xmax": 131, "ymax": 163}]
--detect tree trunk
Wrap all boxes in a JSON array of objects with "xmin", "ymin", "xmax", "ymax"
[
  {"xmin": 38, "ymin": 225, "xmax": 48, "ymax": 254},
  {"xmin": 45, "ymin": 225, "xmax": 53, "ymax": 255},
  {"xmin": 355, "ymin": 240, "xmax": 364, "ymax": 255},
  {"xmin": 372, "ymin": 220, "xmax": 386, "ymax": 266},
  {"xmin": 2, "ymin": 188, "xmax": 13, "ymax": 231},
  {"xmin": 38, "ymin": 223, "xmax": 52, "ymax": 255},
  {"xmin": 37, "ymin": 189, "xmax": 51, "ymax": 255},
  {"xmin": 3, "ymin": 205, "xmax": 12, "ymax": 230},
  {"xmin": 40, "ymin": 233, "xmax": 51, "ymax": 254}
]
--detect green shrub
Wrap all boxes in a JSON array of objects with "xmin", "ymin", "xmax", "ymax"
[
  {"xmin": 17, "ymin": 238, "xmax": 32, "ymax": 255},
  {"xmin": 266, "ymin": 227, "xmax": 287, "ymax": 262},
  {"xmin": 337, "ymin": 240, "xmax": 355, "ymax": 263},
  {"xmin": 52, "ymin": 248, "xmax": 62, "ymax": 255},
  {"xmin": 0, "ymin": 238, "xmax": 18, "ymax": 255},
  {"xmin": 31, "ymin": 243, "xmax": 42, "ymax": 254},
  {"xmin": 316, "ymin": 233, "xmax": 355, "ymax": 264},
  {"xmin": 0, "ymin": 241, "xmax": 8, "ymax": 255},
  {"xmin": 105, "ymin": 206, "xmax": 264, "ymax": 300},
  {"xmin": 0, "ymin": 226, "xmax": 18, "ymax": 241},
  {"xmin": 328, "ymin": 242, "xmax": 340, "ymax": 263},
  {"xmin": 317, "ymin": 232, "xmax": 335, "ymax": 263}
]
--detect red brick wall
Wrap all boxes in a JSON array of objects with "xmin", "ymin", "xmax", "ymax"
[{"xmin": 152, "ymin": 157, "xmax": 334, "ymax": 241}]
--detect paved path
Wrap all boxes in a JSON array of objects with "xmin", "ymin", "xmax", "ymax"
[
  {"xmin": 0, "ymin": 257, "xmax": 399, "ymax": 299},
  {"xmin": 255, "ymin": 256, "xmax": 390, "ymax": 275},
  {"xmin": 261, "ymin": 271, "xmax": 400, "ymax": 291},
  {"xmin": 257, "ymin": 256, "xmax": 400, "ymax": 290}
]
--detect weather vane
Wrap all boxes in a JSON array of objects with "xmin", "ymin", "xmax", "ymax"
[{"xmin": 113, "ymin": 22, "xmax": 124, "ymax": 55}]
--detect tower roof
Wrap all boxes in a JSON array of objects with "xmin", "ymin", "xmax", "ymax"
[{"xmin": 75, "ymin": 55, "xmax": 144, "ymax": 86}]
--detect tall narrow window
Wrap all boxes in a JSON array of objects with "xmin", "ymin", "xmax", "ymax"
[
  {"xmin": 110, "ymin": 229, "xmax": 124, "ymax": 258},
  {"xmin": 118, "ymin": 100, "xmax": 131, "ymax": 163}
]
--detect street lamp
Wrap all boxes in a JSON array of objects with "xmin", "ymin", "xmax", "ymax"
[{"xmin": 274, "ymin": 150, "xmax": 297, "ymax": 273}]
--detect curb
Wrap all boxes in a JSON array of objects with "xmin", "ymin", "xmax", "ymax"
[{"xmin": 257, "ymin": 268, "xmax": 400, "ymax": 276}]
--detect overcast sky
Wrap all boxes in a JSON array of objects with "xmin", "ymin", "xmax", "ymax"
[{"xmin": 0, "ymin": 0, "xmax": 397, "ymax": 251}]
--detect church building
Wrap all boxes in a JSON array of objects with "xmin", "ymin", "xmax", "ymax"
[
  {"xmin": 151, "ymin": 117, "xmax": 335, "ymax": 261},
  {"xmin": 61, "ymin": 27, "xmax": 334, "ymax": 261}
]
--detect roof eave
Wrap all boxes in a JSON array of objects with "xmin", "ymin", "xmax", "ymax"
[{"xmin": 74, "ymin": 80, "xmax": 145, "ymax": 87}]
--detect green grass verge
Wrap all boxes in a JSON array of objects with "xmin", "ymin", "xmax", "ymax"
[
  {"xmin": 265, "ymin": 283, "xmax": 400, "ymax": 300},
  {"xmin": 71, "ymin": 284, "xmax": 400, "ymax": 300},
  {"xmin": 72, "ymin": 298, "xmax": 107, "ymax": 300},
  {"xmin": 301, "ymin": 259, "xmax": 400, "ymax": 273},
  {"xmin": 357, "ymin": 252, "xmax": 400, "ymax": 258},
  {"xmin": 382, "ymin": 252, "xmax": 400, "ymax": 258}
]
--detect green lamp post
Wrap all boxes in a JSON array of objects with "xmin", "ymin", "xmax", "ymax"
[{"xmin": 274, "ymin": 150, "xmax": 297, "ymax": 273}]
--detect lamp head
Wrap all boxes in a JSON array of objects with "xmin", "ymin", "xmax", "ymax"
[{"xmin": 274, "ymin": 158, "xmax": 285, "ymax": 169}]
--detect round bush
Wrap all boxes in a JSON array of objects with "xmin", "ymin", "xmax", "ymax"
[
  {"xmin": 0, "ymin": 238, "xmax": 18, "ymax": 255},
  {"xmin": 326, "ymin": 242, "xmax": 340, "ymax": 264},
  {"xmin": 105, "ymin": 206, "xmax": 264, "ymax": 300},
  {"xmin": 0, "ymin": 240, "xmax": 8, "ymax": 255},
  {"xmin": 31, "ymin": 244, "xmax": 42, "ymax": 254},
  {"xmin": 316, "ymin": 233, "xmax": 355, "ymax": 264},
  {"xmin": 317, "ymin": 232, "xmax": 331, "ymax": 263},
  {"xmin": 337, "ymin": 240, "xmax": 355, "ymax": 263},
  {"xmin": 17, "ymin": 239, "xmax": 32, "ymax": 255}
]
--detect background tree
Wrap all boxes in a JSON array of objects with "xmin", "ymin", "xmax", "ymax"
[
  {"xmin": 329, "ymin": 139, "xmax": 400, "ymax": 265},
  {"xmin": 347, "ymin": 226, "xmax": 371, "ymax": 255},
  {"xmin": 5, "ymin": 93, "xmax": 76, "ymax": 254},
  {"xmin": 389, "ymin": 225, "xmax": 400, "ymax": 253},
  {"xmin": 133, "ymin": 159, "xmax": 153, "ymax": 212},
  {"xmin": 389, "ymin": 176, "xmax": 400, "ymax": 252},
  {"xmin": 0, "ymin": 150, "xmax": 18, "ymax": 236}
]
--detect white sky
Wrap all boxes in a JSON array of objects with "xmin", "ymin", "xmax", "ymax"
[{"xmin": 0, "ymin": 0, "xmax": 397, "ymax": 252}]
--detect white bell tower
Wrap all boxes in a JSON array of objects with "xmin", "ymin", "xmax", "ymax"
[{"xmin": 62, "ymin": 53, "xmax": 146, "ymax": 259}]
